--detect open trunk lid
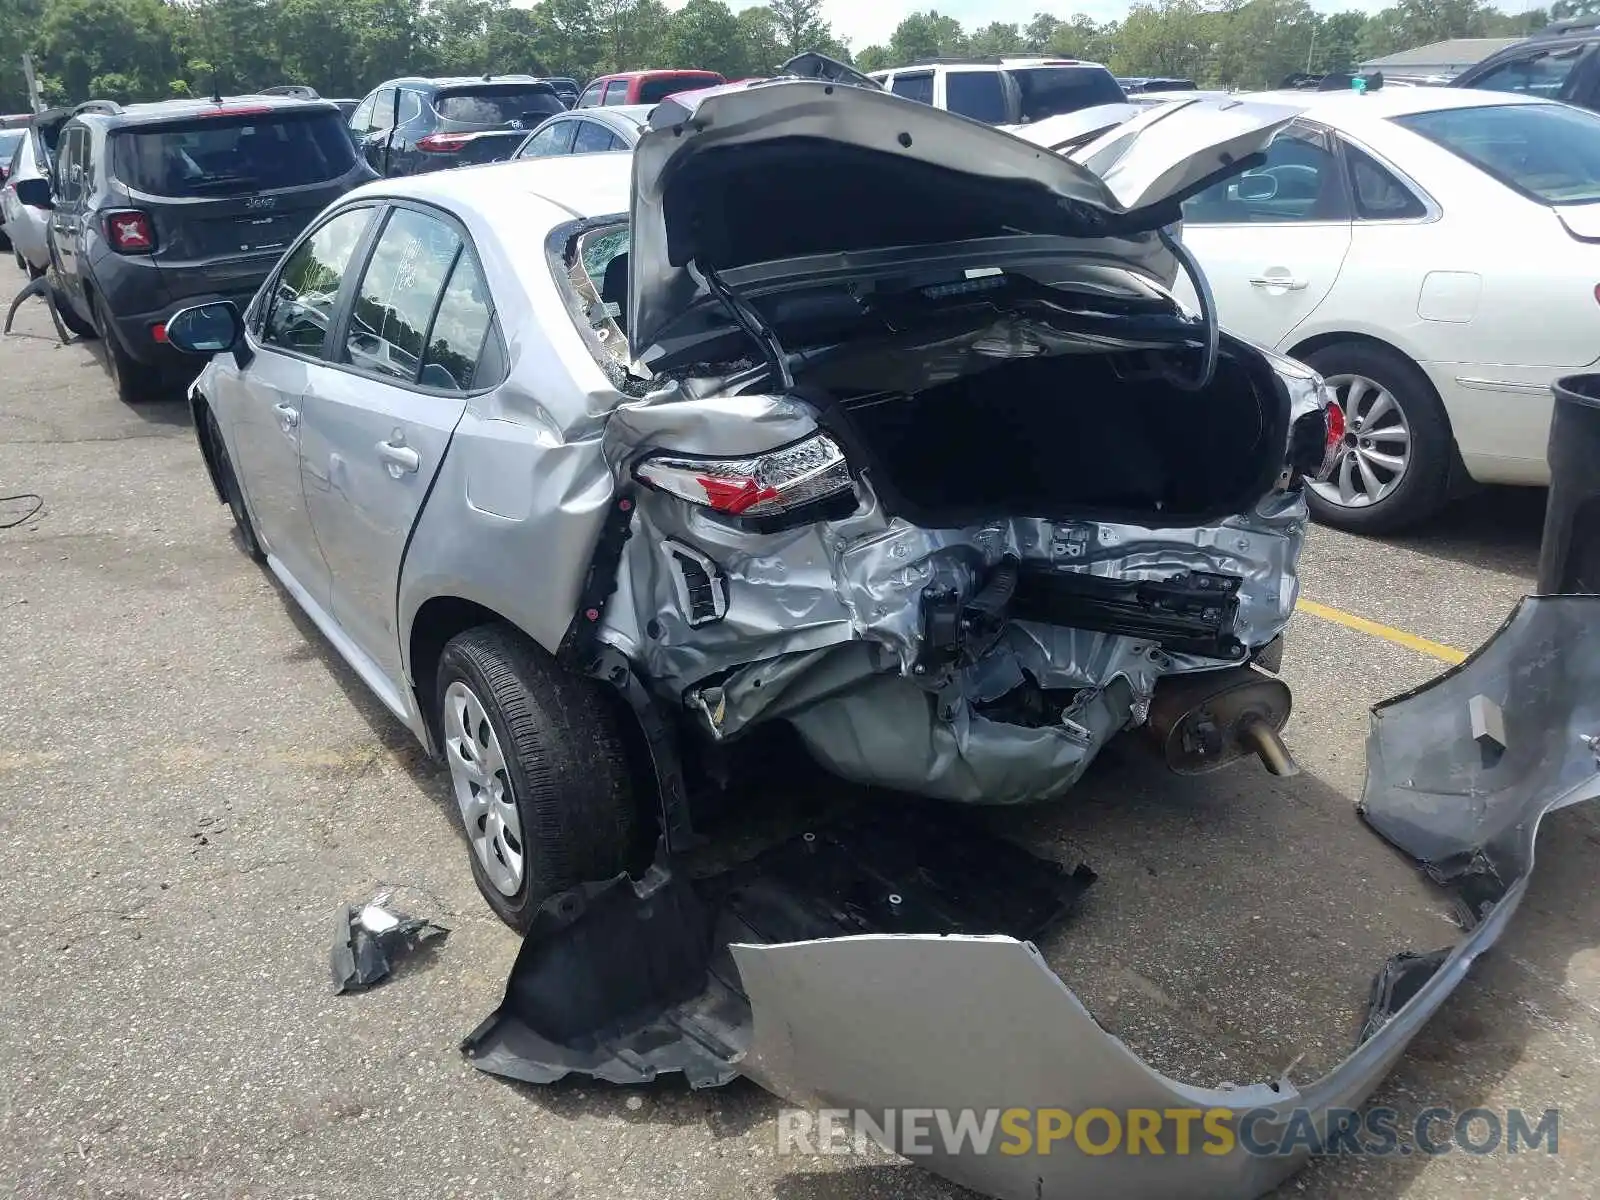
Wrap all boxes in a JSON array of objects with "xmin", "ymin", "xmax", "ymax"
[{"xmin": 627, "ymin": 81, "xmax": 1302, "ymax": 355}]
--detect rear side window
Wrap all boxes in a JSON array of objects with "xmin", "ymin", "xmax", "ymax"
[
  {"xmin": 636, "ymin": 76, "xmax": 716, "ymax": 105},
  {"xmin": 603, "ymin": 81, "xmax": 629, "ymax": 104},
  {"xmin": 1012, "ymin": 66, "xmax": 1126, "ymax": 122},
  {"xmin": 0, "ymin": 130, "xmax": 23, "ymax": 165},
  {"xmin": 343, "ymin": 208, "xmax": 462, "ymax": 384},
  {"xmin": 421, "ymin": 251, "xmax": 496, "ymax": 391},
  {"xmin": 1346, "ymin": 145, "xmax": 1426, "ymax": 220},
  {"xmin": 891, "ymin": 72, "xmax": 934, "ymax": 105},
  {"xmin": 945, "ymin": 71, "xmax": 1009, "ymax": 123},
  {"xmin": 262, "ymin": 206, "xmax": 373, "ymax": 354},
  {"xmin": 573, "ymin": 121, "xmax": 619, "ymax": 153},
  {"xmin": 1396, "ymin": 102, "xmax": 1600, "ymax": 205},
  {"xmin": 578, "ymin": 83, "xmax": 603, "ymax": 108},
  {"xmin": 112, "ymin": 111, "xmax": 357, "ymax": 197},
  {"xmin": 434, "ymin": 89, "xmax": 564, "ymax": 125}
]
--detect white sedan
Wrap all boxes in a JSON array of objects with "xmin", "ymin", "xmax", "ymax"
[{"xmin": 1118, "ymin": 88, "xmax": 1600, "ymax": 532}]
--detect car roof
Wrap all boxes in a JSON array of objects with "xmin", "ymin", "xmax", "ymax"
[
  {"xmin": 589, "ymin": 69, "xmax": 723, "ymax": 82},
  {"xmin": 557, "ymin": 104, "xmax": 653, "ymax": 128},
  {"xmin": 1243, "ymin": 85, "xmax": 1553, "ymax": 123},
  {"xmin": 382, "ymin": 75, "xmax": 549, "ymax": 90},
  {"xmin": 358, "ymin": 147, "xmax": 632, "ymax": 224},
  {"xmin": 73, "ymin": 94, "xmax": 341, "ymax": 126},
  {"xmin": 878, "ymin": 58, "xmax": 1111, "ymax": 72}
]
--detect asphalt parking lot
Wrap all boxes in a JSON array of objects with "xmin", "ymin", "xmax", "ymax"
[{"xmin": 1, "ymin": 255, "xmax": 1596, "ymax": 1200}]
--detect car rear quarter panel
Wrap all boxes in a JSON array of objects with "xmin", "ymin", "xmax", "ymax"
[{"xmin": 396, "ymin": 195, "xmax": 625, "ymax": 685}]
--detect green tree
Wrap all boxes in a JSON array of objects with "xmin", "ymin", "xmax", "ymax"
[
  {"xmin": 1314, "ymin": 11, "xmax": 1369, "ymax": 73},
  {"xmin": 1109, "ymin": 0, "xmax": 1216, "ymax": 79},
  {"xmin": 887, "ymin": 9, "xmax": 968, "ymax": 64},
  {"xmin": 767, "ymin": 0, "xmax": 827, "ymax": 56},
  {"xmin": 33, "ymin": 0, "xmax": 182, "ymax": 102},
  {"xmin": 665, "ymin": 0, "xmax": 747, "ymax": 77},
  {"xmin": 968, "ymin": 21, "xmax": 1024, "ymax": 56},
  {"xmin": 1025, "ymin": 12, "xmax": 1062, "ymax": 51},
  {"xmin": 1213, "ymin": 0, "xmax": 1319, "ymax": 88},
  {"xmin": 1046, "ymin": 13, "xmax": 1110, "ymax": 58}
]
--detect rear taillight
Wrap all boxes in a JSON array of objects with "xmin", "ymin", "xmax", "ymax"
[
  {"xmin": 633, "ymin": 433, "xmax": 857, "ymax": 531},
  {"xmin": 417, "ymin": 132, "xmax": 475, "ymax": 153},
  {"xmin": 1285, "ymin": 384, "xmax": 1343, "ymax": 483},
  {"xmin": 104, "ymin": 209, "xmax": 156, "ymax": 254}
]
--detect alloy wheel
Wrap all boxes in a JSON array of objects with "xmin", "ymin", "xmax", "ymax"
[
  {"xmin": 1308, "ymin": 372, "xmax": 1412, "ymax": 509},
  {"xmin": 442, "ymin": 680, "xmax": 524, "ymax": 896}
]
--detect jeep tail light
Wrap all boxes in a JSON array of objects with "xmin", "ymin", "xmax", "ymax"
[
  {"xmin": 105, "ymin": 209, "xmax": 155, "ymax": 254},
  {"xmin": 634, "ymin": 433, "xmax": 857, "ymax": 530},
  {"xmin": 417, "ymin": 132, "xmax": 475, "ymax": 153}
]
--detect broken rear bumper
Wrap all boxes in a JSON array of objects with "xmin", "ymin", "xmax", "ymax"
[{"xmin": 465, "ymin": 596, "xmax": 1600, "ymax": 1199}]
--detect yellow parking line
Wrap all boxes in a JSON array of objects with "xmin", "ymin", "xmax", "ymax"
[{"xmin": 1296, "ymin": 598, "xmax": 1468, "ymax": 665}]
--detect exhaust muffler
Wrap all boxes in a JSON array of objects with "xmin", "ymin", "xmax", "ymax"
[{"xmin": 1145, "ymin": 665, "xmax": 1300, "ymax": 778}]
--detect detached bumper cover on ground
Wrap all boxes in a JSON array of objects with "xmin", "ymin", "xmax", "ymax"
[{"xmin": 464, "ymin": 596, "xmax": 1600, "ymax": 1200}]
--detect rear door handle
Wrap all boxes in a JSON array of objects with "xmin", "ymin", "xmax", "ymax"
[
  {"xmin": 377, "ymin": 438, "xmax": 420, "ymax": 476},
  {"xmin": 273, "ymin": 402, "xmax": 299, "ymax": 429},
  {"xmin": 1248, "ymin": 274, "xmax": 1308, "ymax": 291}
]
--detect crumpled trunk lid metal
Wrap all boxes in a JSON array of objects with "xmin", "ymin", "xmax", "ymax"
[{"xmin": 464, "ymin": 596, "xmax": 1600, "ymax": 1199}]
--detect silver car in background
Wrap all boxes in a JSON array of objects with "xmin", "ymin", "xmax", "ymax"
[
  {"xmin": 512, "ymin": 104, "xmax": 652, "ymax": 158},
  {"xmin": 167, "ymin": 80, "xmax": 1337, "ymax": 933},
  {"xmin": 0, "ymin": 123, "xmax": 47, "ymax": 274}
]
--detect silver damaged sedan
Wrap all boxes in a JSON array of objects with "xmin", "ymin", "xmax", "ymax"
[{"xmin": 168, "ymin": 79, "xmax": 1338, "ymax": 930}]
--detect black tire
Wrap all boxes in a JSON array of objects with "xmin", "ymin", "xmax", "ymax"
[
  {"xmin": 88, "ymin": 290, "xmax": 164, "ymax": 403},
  {"xmin": 204, "ymin": 406, "xmax": 264, "ymax": 563},
  {"xmin": 435, "ymin": 624, "xmax": 643, "ymax": 932},
  {"xmin": 1301, "ymin": 341, "xmax": 1454, "ymax": 535},
  {"xmin": 51, "ymin": 283, "xmax": 97, "ymax": 340}
]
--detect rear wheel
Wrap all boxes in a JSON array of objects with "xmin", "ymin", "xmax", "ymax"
[
  {"xmin": 204, "ymin": 406, "xmax": 263, "ymax": 562},
  {"xmin": 435, "ymin": 624, "xmax": 643, "ymax": 932},
  {"xmin": 1302, "ymin": 342, "xmax": 1454, "ymax": 535},
  {"xmin": 89, "ymin": 291, "xmax": 164, "ymax": 404}
]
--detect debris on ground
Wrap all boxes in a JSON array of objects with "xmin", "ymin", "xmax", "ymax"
[{"xmin": 329, "ymin": 892, "xmax": 449, "ymax": 994}]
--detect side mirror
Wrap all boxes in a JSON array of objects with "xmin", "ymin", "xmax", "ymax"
[
  {"xmin": 15, "ymin": 177, "xmax": 53, "ymax": 210},
  {"xmin": 1236, "ymin": 172, "xmax": 1278, "ymax": 202},
  {"xmin": 165, "ymin": 302, "xmax": 242, "ymax": 355}
]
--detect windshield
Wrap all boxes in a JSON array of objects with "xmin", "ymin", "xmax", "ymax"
[
  {"xmin": 434, "ymin": 88, "xmax": 564, "ymax": 126},
  {"xmin": 112, "ymin": 110, "xmax": 356, "ymax": 197},
  {"xmin": 1395, "ymin": 102, "xmax": 1600, "ymax": 206},
  {"xmin": 1011, "ymin": 66, "xmax": 1127, "ymax": 122}
]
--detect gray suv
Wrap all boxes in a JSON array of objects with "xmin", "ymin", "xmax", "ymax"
[
  {"xmin": 165, "ymin": 83, "xmax": 1336, "ymax": 932},
  {"xmin": 17, "ymin": 94, "xmax": 374, "ymax": 402}
]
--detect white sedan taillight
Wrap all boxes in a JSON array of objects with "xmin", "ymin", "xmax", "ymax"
[{"xmin": 633, "ymin": 432, "xmax": 856, "ymax": 529}]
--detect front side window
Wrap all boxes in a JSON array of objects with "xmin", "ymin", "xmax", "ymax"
[
  {"xmin": 1345, "ymin": 144, "xmax": 1426, "ymax": 220},
  {"xmin": 603, "ymin": 80, "xmax": 630, "ymax": 105},
  {"xmin": 1011, "ymin": 66, "xmax": 1126, "ymax": 122},
  {"xmin": 350, "ymin": 94, "xmax": 376, "ymax": 133},
  {"xmin": 1396, "ymin": 102, "xmax": 1600, "ymax": 206},
  {"xmin": 343, "ymin": 207, "xmax": 462, "ymax": 383},
  {"xmin": 945, "ymin": 71, "xmax": 1009, "ymax": 123},
  {"xmin": 518, "ymin": 121, "xmax": 576, "ymax": 158},
  {"xmin": 572, "ymin": 121, "xmax": 619, "ymax": 153},
  {"xmin": 891, "ymin": 72, "xmax": 934, "ymax": 105},
  {"xmin": 261, "ymin": 206, "xmax": 374, "ymax": 354},
  {"xmin": 371, "ymin": 89, "xmax": 398, "ymax": 131},
  {"xmin": 1467, "ymin": 47, "xmax": 1583, "ymax": 99},
  {"xmin": 1182, "ymin": 129, "xmax": 1346, "ymax": 224}
]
